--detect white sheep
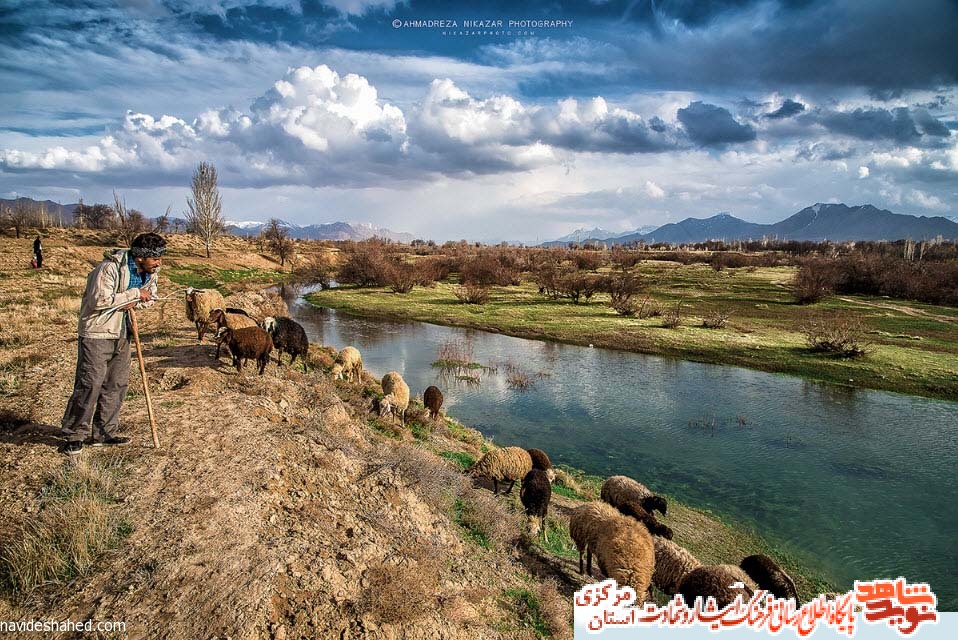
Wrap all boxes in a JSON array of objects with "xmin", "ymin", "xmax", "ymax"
[
  {"xmin": 601, "ymin": 475, "xmax": 668, "ymax": 516},
  {"xmin": 379, "ymin": 371, "xmax": 410, "ymax": 426},
  {"xmin": 184, "ymin": 287, "xmax": 225, "ymax": 341},
  {"xmin": 652, "ymin": 536, "xmax": 703, "ymax": 595},
  {"xmin": 331, "ymin": 346, "xmax": 363, "ymax": 383},
  {"xmin": 468, "ymin": 447, "xmax": 533, "ymax": 495}
]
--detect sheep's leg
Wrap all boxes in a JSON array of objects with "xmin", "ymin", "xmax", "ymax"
[
  {"xmin": 578, "ymin": 550, "xmax": 584, "ymax": 574},
  {"xmin": 401, "ymin": 408, "xmax": 405, "ymax": 427},
  {"xmin": 506, "ymin": 479, "xmax": 517, "ymax": 494},
  {"xmin": 492, "ymin": 479, "xmax": 499, "ymax": 495},
  {"xmin": 196, "ymin": 322, "xmax": 204, "ymax": 342},
  {"xmin": 586, "ymin": 548, "xmax": 593, "ymax": 575}
]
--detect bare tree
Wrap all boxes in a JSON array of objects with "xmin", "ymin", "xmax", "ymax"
[
  {"xmin": 112, "ymin": 191, "xmax": 149, "ymax": 246},
  {"xmin": 9, "ymin": 199, "xmax": 35, "ymax": 238},
  {"xmin": 153, "ymin": 205, "xmax": 171, "ymax": 234},
  {"xmin": 262, "ymin": 218, "xmax": 295, "ymax": 268},
  {"xmin": 185, "ymin": 161, "xmax": 225, "ymax": 258}
]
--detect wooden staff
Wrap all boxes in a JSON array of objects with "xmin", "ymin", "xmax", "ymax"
[{"xmin": 129, "ymin": 308, "xmax": 160, "ymax": 448}]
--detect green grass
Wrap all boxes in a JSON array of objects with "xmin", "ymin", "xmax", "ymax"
[
  {"xmin": 453, "ymin": 498, "xmax": 492, "ymax": 549},
  {"xmin": 165, "ymin": 264, "xmax": 289, "ymax": 293},
  {"xmin": 535, "ymin": 516, "xmax": 578, "ymax": 560},
  {"xmin": 503, "ymin": 588, "xmax": 551, "ymax": 638},
  {"xmin": 306, "ymin": 265, "xmax": 958, "ymax": 399},
  {"xmin": 440, "ymin": 450, "xmax": 475, "ymax": 470}
]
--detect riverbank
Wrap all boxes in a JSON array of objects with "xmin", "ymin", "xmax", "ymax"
[
  {"xmin": 0, "ymin": 231, "xmax": 839, "ymax": 636},
  {"xmin": 304, "ymin": 265, "xmax": 958, "ymax": 400}
]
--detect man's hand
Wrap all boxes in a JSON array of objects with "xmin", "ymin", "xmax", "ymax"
[{"xmin": 138, "ymin": 288, "xmax": 153, "ymax": 303}]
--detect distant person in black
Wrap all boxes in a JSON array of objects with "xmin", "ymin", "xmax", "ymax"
[{"xmin": 33, "ymin": 234, "xmax": 43, "ymax": 268}]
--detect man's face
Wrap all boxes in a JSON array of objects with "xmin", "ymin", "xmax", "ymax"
[{"xmin": 135, "ymin": 256, "xmax": 163, "ymax": 274}]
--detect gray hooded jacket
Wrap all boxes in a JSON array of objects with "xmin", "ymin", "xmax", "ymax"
[{"xmin": 77, "ymin": 249, "xmax": 159, "ymax": 339}]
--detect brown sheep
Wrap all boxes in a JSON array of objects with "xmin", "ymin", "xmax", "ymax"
[
  {"xmin": 677, "ymin": 564, "xmax": 758, "ymax": 608},
  {"xmin": 468, "ymin": 447, "xmax": 533, "ymax": 495},
  {"xmin": 217, "ymin": 326, "xmax": 273, "ymax": 375},
  {"xmin": 208, "ymin": 308, "xmax": 258, "ymax": 359},
  {"xmin": 423, "ymin": 385, "xmax": 443, "ymax": 420},
  {"xmin": 601, "ymin": 475, "xmax": 668, "ymax": 516},
  {"xmin": 740, "ymin": 554, "xmax": 798, "ymax": 601}
]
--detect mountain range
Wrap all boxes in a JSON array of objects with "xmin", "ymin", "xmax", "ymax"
[
  {"xmin": 224, "ymin": 220, "xmax": 415, "ymax": 243},
  {"xmin": 545, "ymin": 204, "xmax": 958, "ymax": 245}
]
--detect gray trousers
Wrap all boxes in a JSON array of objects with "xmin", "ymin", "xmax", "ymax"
[{"xmin": 61, "ymin": 336, "xmax": 131, "ymax": 443}]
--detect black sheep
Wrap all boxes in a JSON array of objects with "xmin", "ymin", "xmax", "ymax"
[
  {"xmin": 520, "ymin": 468, "xmax": 552, "ymax": 542},
  {"xmin": 740, "ymin": 554, "xmax": 799, "ymax": 601},
  {"xmin": 423, "ymin": 385, "xmax": 443, "ymax": 419},
  {"xmin": 614, "ymin": 500, "xmax": 674, "ymax": 539},
  {"xmin": 218, "ymin": 326, "xmax": 273, "ymax": 375},
  {"xmin": 262, "ymin": 316, "xmax": 309, "ymax": 372}
]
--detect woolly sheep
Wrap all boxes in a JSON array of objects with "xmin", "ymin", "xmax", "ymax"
[
  {"xmin": 520, "ymin": 468, "xmax": 552, "ymax": 542},
  {"xmin": 184, "ymin": 287, "xmax": 225, "ymax": 341},
  {"xmin": 652, "ymin": 536, "xmax": 703, "ymax": 594},
  {"xmin": 217, "ymin": 326, "xmax": 273, "ymax": 375},
  {"xmin": 262, "ymin": 316, "xmax": 309, "ymax": 372},
  {"xmin": 208, "ymin": 308, "xmax": 259, "ymax": 359},
  {"xmin": 331, "ymin": 346, "xmax": 362, "ymax": 383},
  {"xmin": 678, "ymin": 564, "xmax": 758, "ymax": 609},
  {"xmin": 740, "ymin": 554, "xmax": 798, "ymax": 601},
  {"xmin": 468, "ymin": 447, "xmax": 533, "ymax": 495},
  {"xmin": 569, "ymin": 501, "xmax": 655, "ymax": 600},
  {"xmin": 423, "ymin": 385, "xmax": 443, "ymax": 420},
  {"xmin": 614, "ymin": 500, "xmax": 674, "ymax": 539},
  {"xmin": 379, "ymin": 371, "xmax": 410, "ymax": 426},
  {"xmin": 601, "ymin": 475, "xmax": 668, "ymax": 516},
  {"xmin": 527, "ymin": 448, "xmax": 557, "ymax": 483}
]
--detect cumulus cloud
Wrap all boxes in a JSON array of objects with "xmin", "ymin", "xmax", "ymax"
[
  {"xmin": 858, "ymin": 166, "xmax": 870, "ymax": 179},
  {"xmin": 676, "ymin": 102, "xmax": 756, "ymax": 147},
  {"xmin": 811, "ymin": 107, "xmax": 951, "ymax": 145}
]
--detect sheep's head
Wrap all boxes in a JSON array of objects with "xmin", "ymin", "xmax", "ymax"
[
  {"xmin": 263, "ymin": 316, "xmax": 276, "ymax": 333},
  {"xmin": 527, "ymin": 516, "xmax": 542, "ymax": 538},
  {"xmin": 208, "ymin": 308, "xmax": 225, "ymax": 325},
  {"xmin": 215, "ymin": 326, "xmax": 232, "ymax": 343},
  {"xmin": 331, "ymin": 363, "xmax": 344, "ymax": 380},
  {"xmin": 546, "ymin": 468, "xmax": 556, "ymax": 484},
  {"xmin": 642, "ymin": 495, "xmax": 668, "ymax": 517}
]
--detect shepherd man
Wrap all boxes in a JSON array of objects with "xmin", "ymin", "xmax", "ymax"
[
  {"xmin": 61, "ymin": 232, "xmax": 166, "ymax": 455},
  {"xmin": 33, "ymin": 233, "xmax": 43, "ymax": 268}
]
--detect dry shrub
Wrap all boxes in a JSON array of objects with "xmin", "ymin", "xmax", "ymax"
[
  {"xmin": 158, "ymin": 370, "xmax": 190, "ymax": 391},
  {"xmin": 456, "ymin": 487, "xmax": 521, "ymax": 551},
  {"xmin": 453, "ymin": 284, "xmax": 490, "ymax": 304},
  {"xmin": 552, "ymin": 468, "xmax": 583, "ymax": 497},
  {"xmin": 702, "ymin": 309, "xmax": 730, "ymax": 329},
  {"xmin": 661, "ymin": 303, "xmax": 682, "ymax": 328},
  {"xmin": 792, "ymin": 258, "xmax": 837, "ymax": 304},
  {"xmin": 307, "ymin": 344, "xmax": 337, "ymax": 372},
  {"xmin": 800, "ymin": 312, "xmax": 871, "ymax": 357},
  {"xmin": 378, "ymin": 443, "xmax": 467, "ymax": 512},
  {"xmin": 637, "ymin": 299, "xmax": 662, "ymax": 319},
  {"xmin": 534, "ymin": 579, "xmax": 573, "ymax": 640},
  {"xmin": 504, "ymin": 363, "xmax": 534, "ymax": 390},
  {"xmin": 361, "ymin": 556, "xmax": 442, "ymax": 624}
]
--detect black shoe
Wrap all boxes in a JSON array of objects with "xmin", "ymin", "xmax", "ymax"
[
  {"xmin": 89, "ymin": 436, "xmax": 131, "ymax": 447},
  {"xmin": 64, "ymin": 440, "xmax": 83, "ymax": 456}
]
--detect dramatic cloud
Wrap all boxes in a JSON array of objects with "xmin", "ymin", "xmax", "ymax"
[
  {"xmin": 765, "ymin": 99, "xmax": 806, "ymax": 119},
  {"xmin": 677, "ymin": 102, "xmax": 756, "ymax": 147},
  {"xmin": 811, "ymin": 107, "xmax": 952, "ymax": 146}
]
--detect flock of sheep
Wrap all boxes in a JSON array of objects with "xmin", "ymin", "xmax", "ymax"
[
  {"xmin": 469, "ymin": 446, "xmax": 800, "ymax": 607},
  {"xmin": 184, "ymin": 286, "xmax": 800, "ymax": 609}
]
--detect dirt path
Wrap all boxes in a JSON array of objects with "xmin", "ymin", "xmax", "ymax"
[{"xmin": 838, "ymin": 297, "xmax": 957, "ymax": 325}]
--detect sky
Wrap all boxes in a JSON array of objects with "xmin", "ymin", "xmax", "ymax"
[{"xmin": 1, "ymin": 0, "xmax": 956, "ymax": 243}]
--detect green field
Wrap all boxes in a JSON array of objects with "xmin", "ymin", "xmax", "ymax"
[{"xmin": 307, "ymin": 262, "xmax": 958, "ymax": 400}]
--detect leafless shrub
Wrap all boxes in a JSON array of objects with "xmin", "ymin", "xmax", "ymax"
[
  {"xmin": 360, "ymin": 538, "xmax": 444, "ymax": 624},
  {"xmin": 456, "ymin": 487, "xmax": 522, "ymax": 550},
  {"xmin": 461, "ymin": 251, "xmax": 520, "ymax": 286},
  {"xmin": 702, "ymin": 309, "xmax": 730, "ymax": 329},
  {"xmin": 453, "ymin": 284, "xmax": 491, "ymax": 304},
  {"xmin": 504, "ymin": 363, "xmax": 535, "ymax": 391},
  {"xmin": 534, "ymin": 579, "xmax": 573, "ymax": 639},
  {"xmin": 337, "ymin": 240, "xmax": 392, "ymax": 286},
  {"xmin": 434, "ymin": 338, "xmax": 475, "ymax": 373},
  {"xmin": 384, "ymin": 260, "xmax": 418, "ymax": 294},
  {"xmin": 661, "ymin": 302, "xmax": 682, "ymax": 328},
  {"xmin": 637, "ymin": 299, "xmax": 663, "ymax": 318},
  {"xmin": 800, "ymin": 313, "xmax": 871, "ymax": 357},
  {"xmin": 792, "ymin": 258, "xmax": 838, "ymax": 304}
]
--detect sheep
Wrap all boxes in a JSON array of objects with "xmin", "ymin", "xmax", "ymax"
[
  {"xmin": 614, "ymin": 500, "xmax": 674, "ymax": 539},
  {"xmin": 423, "ymin": 385, "xmax": 443, "ymax": 420},
  {"xmin": 652, "ymin": 536, "xmax": 703, "ymax": 595},
  {"xmin": 468, "ymin": 447, "xmax": 533, "ymax": 495},
  {"xmin": 527, "ymin": 448, "xmax": 556, "ymax": 483},
  {"xmin": 331, "ymin": 346, "xmax": 362, "ymax": 383},
  {"xmin": 184, "ymin": 287, "xmax": 225, "ymax": 341},
  {"xmin": 262, "ymin": 316, "xmax": 309, "ymax": 372},
  {"xmin": 208, "ymin": 308, "xmax": 259, "ymax": 359},
  {"xmin": 569, "ymin": 501, "xmax": 655, "ymax": 600},
  {"xmin": 379, "ymin": 371, "xmax": 410, "ymax": 426},
  {"xmin": 740, "ymin": 554, "xmax": 798, "ymax": 601},
  {"xmin": 677, "ymin": 564, "xmax": 758, "ymax": 608},
  {"xmin": 520, "ymin": 468, "xmax": 552, "ymax": 542},
  {"xmin": 217, "ymin": 326, "xmax": 273, "ymax": 375},
  {"xmin": 601, "ymin": 475, "xmax": 668, "ymax": 516}
]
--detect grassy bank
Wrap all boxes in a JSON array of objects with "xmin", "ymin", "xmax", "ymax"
[{"xmin": 305, "ymin": 262, "xmax": 958, "ymax": 400}]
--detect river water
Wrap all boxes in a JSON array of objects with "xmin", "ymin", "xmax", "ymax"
[{"xmin": 281, "ymin": 285, "xmax": 958, "ymax": 609}]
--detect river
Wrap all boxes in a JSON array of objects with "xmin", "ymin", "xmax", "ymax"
[{"xmin": 281, "ymin": 284, "xmax": 958, "ymax": 609}]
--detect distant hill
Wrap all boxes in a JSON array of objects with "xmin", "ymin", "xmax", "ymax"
[
  {"xmin": 225, "ymin": 220, "xmax": 416, "ymax": 243},
  {"xmin": 547, "ymin": 204, "xmax": 958, "ymax": 245},
  {"xmin": 0, "ymin": 197, "xmax": 77, "ymax": 224}
]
